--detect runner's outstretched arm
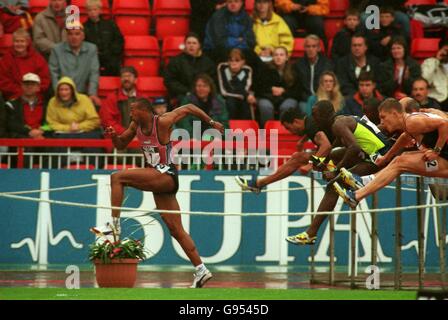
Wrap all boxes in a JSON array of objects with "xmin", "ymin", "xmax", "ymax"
[
  {"xmin": 105, "ymin": 122, "xmax": 138, "ymax": 150},
  {"xmin": 159, "ymin": 103, "xmax": 224, "ymax": 133}
]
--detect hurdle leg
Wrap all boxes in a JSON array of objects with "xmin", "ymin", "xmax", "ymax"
[
  {"xmin": 350, "ymin": 210, "xmax": 357, "ymax": 289},
  {"xmin": 371, "ymin": 193, "xmax": 378, "ymax": 266},
  {"xmin": 310, "ymin": 172, "xmax": 316, "ymax": 284},
  {"xmin": 437, "ymin": 182, "xmax": 447, "ymax": 289},
  {"xmin": 329, "ymin": 214, "xmax": 335, "ymax": 286},
  {"xmin": 417, "ymin": 177, "xmax": 425, "ymax": 289},
  {"xmin": 394, "ymin": 177, "xmax": 402, "ymax": 290}
]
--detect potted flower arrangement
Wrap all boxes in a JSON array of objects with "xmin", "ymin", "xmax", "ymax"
[{"xmin": 89, "ymin": 237, "xmax": 147, "ymax": 288}]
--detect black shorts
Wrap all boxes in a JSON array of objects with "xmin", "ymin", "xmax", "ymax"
[{"xmin": 151, "ymin": 164, "xmax": 179, "ymax": 195}]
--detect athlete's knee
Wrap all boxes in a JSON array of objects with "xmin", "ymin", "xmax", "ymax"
[{"xmin": 164, "ymin": 220, "xmax": 185, "ymax": 239}]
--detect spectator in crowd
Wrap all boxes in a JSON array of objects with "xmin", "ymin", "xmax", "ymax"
[
  {"xmin": 49, "ymin": 21, "xmax": 101, "ymax": 106},
  {"xmin": 0, "ymin": 94, "xmax": 7, "ymax": 138},
  {"xmin": 99, "ymin": 66, "xmax": 142, "ymax": 135},
  {"xmin": 33, "ymin": 0, "xmax": 67, "ymax": 58},
  {"xmin": 354, "ymin": 0, "xmax": 410, "ymax": 40},
  {"xmin": 152, "ymin": 97, "xmax": 169, "ymax": 116},
  {"xmin": 190, "ymin": 0, "xmax": 226, "ymax": 42},
  {"xmin": 257, "ymin": 46, "xmax": 300, "ymax": 127},
  {"xmin": 331, "ymin": 9, "xmax": 362, "ymax": 62},
  {"xmin": 274, "ymin": 0, "xmax": 328, "ymax": 46},
  {"xmin": 421, "ymin": 39, "xmax": 448, "ymax": 110},
  {"xmin": 377, "ymin": 36, "xmax": 420, "ymax": 99},
  {"xmin": 217, "ymin": 48, "xmax": 256, "ymax": 120},
  {"xmin": 305, "ymin": 71, "xmax": 344, "ymax": 116},
  {"xmin": 336, "ymin": 34, "xmax": 380, "ymax": 97},
  {"xmin": 411, "ymin": 77, "xmax": 441, "ymax": 110},
  {"xmin": 252, "ymin": 0, "xmax": 293, "ymax": 61},
  {"xmin": 177, "ymin": 74, "xmax": 229, "ymax": 136},
  {"xmin": 342, "ymin": 71, "xmax": 384, "ymax": 117},
  {"xmin": 164, "ymin": 33, "xmax": 216, "ymax": 103},
  {"xmin": 0, "ymin": 0, "xmax": 32, "ymax": 35},
  {"xmin": 84, "ymin": 0, "xmax": 123, "ymax": 76},
  {"xmin": 5, "ymin": 73, "xmax": 49, "ymax": 139},
  {"xmin": 0, "ymin": 28, "xmax": 51, "ymax": 101},
  {"xmin": 46, "ymin": 76, "xmax": 100, "ymax": 134},
  {"xmin": 294, "ymin": 35, "xmax": 333, "ymax": 112},
  {"xmin": 204, "ymin": 0, "xmax": 256, "ymax": 64},
  {"xmin": 46, "ymin": 76, "xmax": 102, "ymax": 164},
  {"xmin": 365, "ymin": 6, "xmax": 408, "ymax": 61}
]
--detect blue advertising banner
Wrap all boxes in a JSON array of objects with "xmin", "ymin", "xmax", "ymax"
[{"xmin": 0, "ymin": 170, "xmax": 446, "ymax": 269}]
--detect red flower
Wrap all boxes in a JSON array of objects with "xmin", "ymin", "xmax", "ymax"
[
  {"xmin": 110, "ymin": 253, "xmax": 114, "ymax": 258},
  {"xmin": 113, "ymin": 248, "xmax": 122, "ymax": 254}
]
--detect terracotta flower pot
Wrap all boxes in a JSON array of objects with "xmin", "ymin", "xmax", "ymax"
[{"xmin": 94, "ymin": 259, "xmax": 139, "ymax": 288}]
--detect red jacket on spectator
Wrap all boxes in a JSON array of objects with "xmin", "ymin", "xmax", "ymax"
[
  {"xmin": 0, "ymin": 45, "xmax": 51, "ymax": 100},
  {"xmin": 99, "ymin": 89, "xmax": 146, "ymax": 135}
]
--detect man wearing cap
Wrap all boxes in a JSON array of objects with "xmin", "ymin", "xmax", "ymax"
[
  {"xmin": 153, "ymin": 97, "xmax": 168, "ymax": 116},
  {"xmin": 99, "ymin": 66, "xmax": 144, "ymax": 135},
  {"xmin": 5, "ymin": 73, "xmax": 49, "ymax": 139},
  {"xmin": 49, "ymin": 21, "xmax": 101, "ymax": 106},
  {"xmin": 0, "ymin": 28, "xmax": 51, "ymax": 101}
]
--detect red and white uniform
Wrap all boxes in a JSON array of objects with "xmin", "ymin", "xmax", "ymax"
[{"xmin": 136, "ymin": 115, "xmax": 173, "ymax": 167}]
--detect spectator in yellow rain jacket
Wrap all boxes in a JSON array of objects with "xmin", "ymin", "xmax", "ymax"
[
  {"xmin": 46, "ymin": 76, "xmax": 103, "ymax": 165},
  {"xmin": 252, "ymin": 0, "xmax": 293, "ymax": 61},
  {"xmin": 275, "ymin": 0, "xmax": 329, "ymax": 46}
]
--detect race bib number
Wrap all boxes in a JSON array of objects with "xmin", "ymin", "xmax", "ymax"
[
  {"xmin": 425, "ymin": 160, "xmax": 439, "ymax": 172},
  {"xmin": 142, "ymin": 146, "xmax": 161, "ymax": 166},
  {"xmin": 369, "ymin": 152, "xmax": 381, "ymax": 163}
]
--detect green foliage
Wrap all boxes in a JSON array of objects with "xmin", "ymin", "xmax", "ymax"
[{"xmin": 89, "ymin": 238, "xmax": 147, "ymax": 264}]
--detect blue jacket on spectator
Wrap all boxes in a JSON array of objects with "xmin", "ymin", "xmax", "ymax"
[
  {"xmin": 342, "ymin": 90, "xmax": 384, "ymax": 118},
  {"xmin": 203, "ymin": 7, "xmax": 256, "ymax": 52}
]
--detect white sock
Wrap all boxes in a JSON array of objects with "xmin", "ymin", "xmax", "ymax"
[
  {"xmin": 361, "ymin": 174, "xmax": 375, "ymax": 186},
  {"xmin": 195, "ymin": 263, "xmax": 206, "ymax": 272}
]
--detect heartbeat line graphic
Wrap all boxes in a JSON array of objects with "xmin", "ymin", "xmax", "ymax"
[{"xmin": 10, "ymin": 172, "xmax": 83, "ymax": 265}]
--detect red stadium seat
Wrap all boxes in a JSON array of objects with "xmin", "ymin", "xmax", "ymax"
[
  {"xmin": 162, "ymin": 36, "xmax": 185, "ymax": 65},
  {"xmin": 124, "ymin": 57, "xmax": 160, "ymax": 77},
  {"xmin": 327, "ymin": 0, "xmax": 349, "ymax": 18},
  {"xmin": 0, "ymin": 34, "xmax": 13, "ymax": 57},
  {"xmin": 124, "ymin": 36, "xmax": 160, "ymax": 57},
  {"xmin": 291, "ymin": 38, "xmax": 326, "ymax": 59},
  {"xmin": 152, "ymin": 0, "xmax": 191, "ymax": 40},
  {"xmin": 245, "ymin": 0, "xmax": 255, "ymax": 14},
  {"xmin": 229, "ymin": 120, "xmax": 259, "ymax": 132},
  {"xmin": 411, "ymin": 38, "xmax": 439, "ymax": 62},
  {"xmin": 115, "ymin": 16, "xmax": 151, "ymax": 36},
  {"xmin": 0, "ymin": 163, "xmax": 9, "ymax": 169},
  {"xmin": 265, "ymin": 120, "xmax": 300, "ymax": 151},
  {"xmin": 405, "ymin": 0, "xmax": 437, "ymax": 5},
  {"xmin": 29, "ymin": 0, "xmax": 49, "ymax": 16},
  {"xmin": 123, "ymin": 36, "xmax": 160, "ymax": 76},
  {"xmin": 324, "ymin": 18, "xmax": 344, "ymax": 41},
  {"xmin": 113, "ymin": 0, "xmax": 151, "ymax": 35},
  {"xmin": 112, "ymin": 0, "xmax": 151, "ymax": 15},
  {"xmin": 98, "ymin": 77, "xmax": 120, "ymax": 98},
  {"xmin": 136, "ymin": 77, "xmax": 167, "ymax": 98}
]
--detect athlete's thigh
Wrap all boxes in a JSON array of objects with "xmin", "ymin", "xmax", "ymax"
[
  {"xmin": 397, "ymin": 151, "xmax": 448, "ymax": 178},
  {"xmin": 328, "ymin": 147, "xmax": 347, "ymax": 164},
  {"xmin": 114, "ymin": 168, "xmax": 175, "ymax": 193}
]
